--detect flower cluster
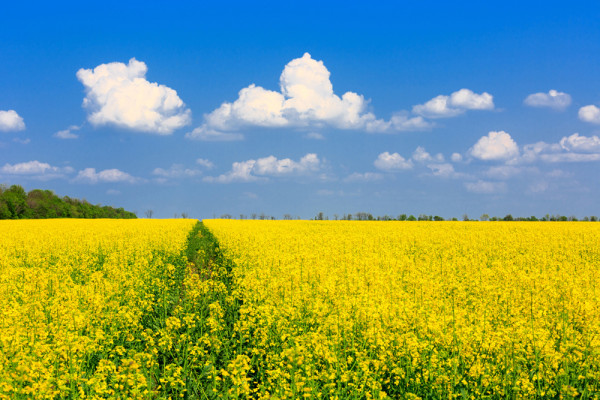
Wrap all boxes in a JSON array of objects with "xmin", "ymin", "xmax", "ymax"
[{"xmin": 205, "ymin": 220, "xmax": 600, "ymax": 398}]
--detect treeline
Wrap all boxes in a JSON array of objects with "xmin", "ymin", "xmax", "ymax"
[
  {"xmin": 217, "ymin": 212, "xmax": 599, "ymax": 222},
  {"xmin": 0, "ymin": 184, "xmax": 137, "ymax": 219}
]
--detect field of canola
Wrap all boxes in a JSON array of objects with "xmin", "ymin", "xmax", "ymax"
[
  {"xmin": 1, "ymin": 219, "xmax": 600, "ymax": 399},
  {"xmin": 204, "ymin": 220, "xmax": 600, "ymax": 399},
  {"xmin": 0, "ymin": 219, "xmax": 197, "ymax": 399}
]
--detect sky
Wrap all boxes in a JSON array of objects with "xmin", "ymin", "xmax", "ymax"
[{"xmin": 1, "ymin": 1, "xmax": 600, "ymax": 219}]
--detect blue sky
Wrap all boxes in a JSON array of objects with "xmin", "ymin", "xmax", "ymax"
[{"xmin": 1, "ymin": 1, "xmax": 600, "ymax": 219}]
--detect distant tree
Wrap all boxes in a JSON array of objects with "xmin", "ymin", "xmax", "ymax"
[
  {"xmin": 462, "ymin": 214, "xmax": 469, "ymax": 221},
  {"xmin": 503, "ymin": 214, "xmax": 514, "ymax": 221},
  {"xmin": 407, "ymin": 215, "xmax": 417, "ymax": 221},
  {"xmin": 0, "ymin": 185, "xmax": 136, "ymax": 219},
  {"xmin": 283, "ymin": 214, "xmax": 292, "ymax": 220},
  {"xmin": 398, "ymin": 214, "xmax": 407, "ymax": 221},
  {"xmin": 316, "ymin": 212, "xmax": 324, "ymax": 220},
  {"xmin": 1, "ymin": 185, "xmax": 28, "ymax": 218},
  {"xmin": 591, "ymin": 216, "xmax": 598, "ymax": 222},
  {"xmin": 480, "ymin": 214, "xmax": 489, "ymax": 221},
  {"xmin": 433, "ymin": 215, "xmax": 444, "ymax": 221},
  {"xmin": 181, "ymin": 212, "xmax": 188, "ymax": 219},
  {"xmin": 145, "ymin": 209, "xmax": 154, "ymax": 218}
]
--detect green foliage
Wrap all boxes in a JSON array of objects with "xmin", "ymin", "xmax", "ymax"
[{"xmin": 0, "ymin": 184, "xmax": 137, "ymax": 219}]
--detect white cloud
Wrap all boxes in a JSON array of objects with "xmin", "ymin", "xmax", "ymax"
[
  {"xmin": 54, "ymin": 125, "xmax": 81, "ymax": 139},
  {"xmin": 191, "ymin": 53, "xmax": 432, "ymax": 137},
  {"xmin": 152, "ymin": 164, "xmax": 203, "ymax": 179},
  {"xmin": 204, "ymin": 153, "xmax": 321, "ymax": 183},
  {"xmin": 204, "ymin": 160, "xmax": 260, "ymax": 183},
  {"xmin": 464, "ymin": 180, "xmax": 506, "ymax": 194},
  {"xmin": 559, "ymin": 133, "xmax": 600, "ymax": 153},
  {"xmin": 412, "ymin": 146, "xmax": 444, "ymax": 163},
  {"xmin": 374, "ymin": 152, "xmax": 413, "ymax": 171},
  {"xmin": 184, "ymin": 125, "xmax": 244, "ymax": 141},
  {"xmin": 305, "ymin": 132, "xmax": 325, "ymax": 140},
  {"xmin": 0, "ymin": 110, "xmax": 25, "ymax": 132},
  {"xmin": 344, "ymin": 172, "xmax": 384, "ymax": 182},
  {"xmin": 470, "ymin": 131, "xmax": 519, "ymax": 161},
  {"xmin": 524, "ymin": 90, "xmax": 571, "ymax": 110},
  {"xmin": 74, "ymin": 168, "xmax": 138, "ymax": 184},
  {"xmin": 196, "ymin": 158, "xmax": 215, "ymax": 169},
  {"xmin": 426, "ymin": 163, "xmax": 463, "ymax": 178},
  {"xmin": 201, "ymin": 53, "xmax": 379, "ymax": 132},
  {"xmin": 517, "ymin": 134, "xmax": 600, "ymax": 164},
  {"xmin": 77, "ymin": 58, "xmax": 190, "ymax": 134},
  {"xmin": 578, "ymin": 105, "xmax": 600, "ymax": 124},
  {"xmin": 412, "ymin": 89, "xmax": 494, "ymax": 118},
  {"xmin": 451, "ymin": 152, "xmax": 463, "ymax": 162},
  {"xmin": 0, "ymin": 160, "xmax": 72, "ymax": 180}
]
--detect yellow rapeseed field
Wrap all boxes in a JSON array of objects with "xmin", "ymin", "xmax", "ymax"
[
  {"xmin": 0, "ymin": 219, "xmax": 196, "ymax": 399},
  {"xmin": 204, "ymin": 220, "xmax": 600, "ymax": 399},
  {"xmin": 2, "ymin": 219, "xmax": 600, "ymax": 399}
]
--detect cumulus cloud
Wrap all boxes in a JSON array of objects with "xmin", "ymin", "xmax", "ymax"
[
  {"xmin": 374, "ymin": 152, "xmax": 413, "ymax": 171},
  {"xmin": 559, "ymin": 133, "xmax": 600, "ymax": 153},
  {"xmin": 524, "ymin": 90, "xmax": 571, "ymax": 110},
  {"xmin": 426, "ymin": 163, "xmax": 466, "ymax": 179},
  {"xmin": 412, "ymin": 146, "xmax": 444, "ymax": 163},
  {"xmin": 464, "ymin": 180, "xmax": 506, "ymax": 194},
  {"xmin": 0, "ymin": 160, "xmax": 73, "ymax": 180},
  {"xmin": 518, "ymin": 134, "xmax": 600, "ymax": 164},
  {"xmin": 204, "ymin": 153, "xmax": 321, "ymax": 183},
  {"xmin": 451, "ymin": 153, "xmax": 463, "ymax": 162},
  {"xmin": 190, "ymin": 53, "xmax": 432, "ymax": 138},
  {"xmin": 578, "ymin": 105, "xmax": 600, "ymax": 124},
  {"xmin": 412, "ymin": 89, "xmax": 494, "ymax": 118},
  {"xmin": 74, "ymin": 168, "xmax": 138, "ymax": 184},
  {"xmin": 200, "ymin": 53, "xmax": 378, "ymax": 131},
  {"xmin": 77, "ymin": 58, "xmax": 190, "ymax": 134},
  {"xmin": 0, "ymin": 110, "xmax": 25, "ymax": 132},
  {"xmin": 344, "ymin": 172, "xmax": 384, "ymax": 182},
  {"xmin": 54, "ymin": 125, "xmax": 81, "ymax": 139},
  {"xmin": 470, "ymin": 131, "xmax": 519, "ymax": 161},
  {"xmin": 196, "ymin": 158, "xmax": 215, "ymax": 169}
]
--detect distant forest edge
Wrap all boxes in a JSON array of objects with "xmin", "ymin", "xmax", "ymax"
[
  {"xmin": 0, "ymin": 185, "xmax": 137, "ymax": 219},
  {"xmin": 218, "ymin": 211, "xmax": 600, "ymax": 222}
]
